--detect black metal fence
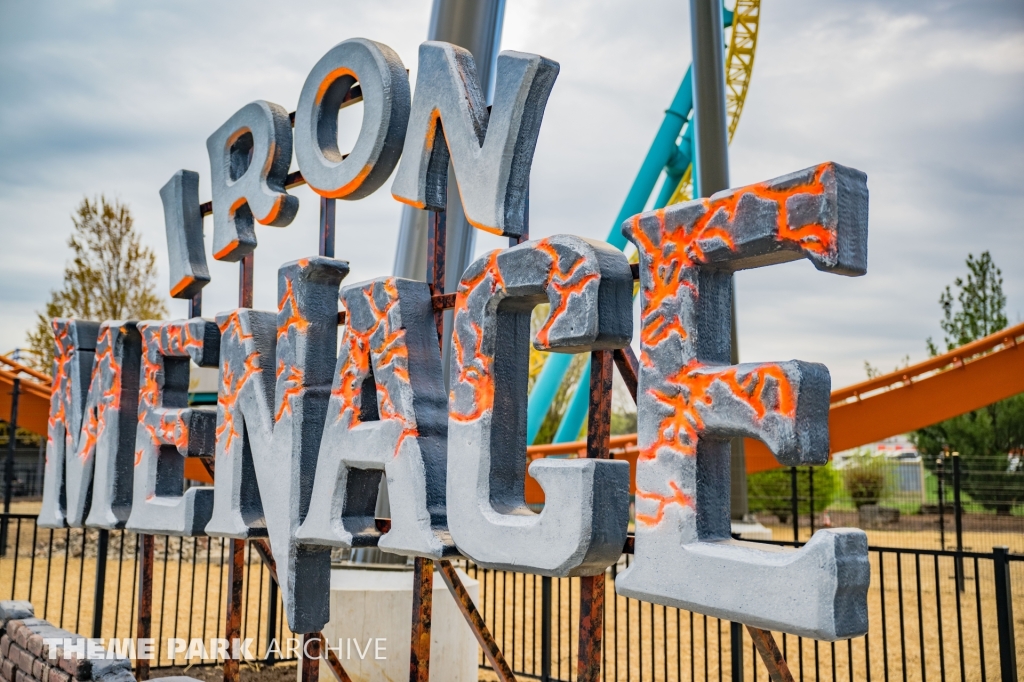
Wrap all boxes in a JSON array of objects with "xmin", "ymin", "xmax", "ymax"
[
  {"xmin": 747, "ymin": 457, "xmax": 1024, "ymax": 556},
  {"xmin": 2, "ymin": 512, "xmax": 1021, "ymax": 681}
]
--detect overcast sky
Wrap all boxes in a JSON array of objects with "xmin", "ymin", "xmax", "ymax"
[{"xmin": 1, "ymin": 0, "xmax": 1021, "ymax": 387}]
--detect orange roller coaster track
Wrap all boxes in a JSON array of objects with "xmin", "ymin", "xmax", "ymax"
[{"xmin": 522, "ymin": 321, "xmax": 1024, "ymax": 501}]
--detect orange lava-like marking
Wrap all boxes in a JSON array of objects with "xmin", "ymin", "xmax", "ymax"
[
  {"xmin": 449, "ymin": 253, "xmax": 503, "ymax": 424},
  {"xmin": 314, "ymin": 67, "xmax": 357, "ymax": 105},
  {"xmin": 275, "ymin": 360, "xmax": 304, "ymax": 422},
  {"xmin": 277, "ymin": 276, "xmax": 309, "ymax": 341},
  {"xmin": 321, "ymin": 165, "xmax": 373, "ymax": 199},
  {"xmin": 533, "ymin": 240, "xmax": 599, "ymax": 347},
  {"xmin": 641, "ymin": 360, "xmax": 796, "ymax": 465},
  {"xmin": 170, "ymin": 275, "xmax": 196, "ymax": 298},
  {"xmin": 632, "ymin": 163, "xmax": 837, "ymax": 353},
  {"xmin": 217, "ymin": 351, "xmax": 262, "ymax": 454},
  {"xmin": 47, "ymin": 324, "xmax": 74, "ymax": 441},
  {"xmin": 77, "ymin": 327, "xmax": 121, "ymax": 462},
  {"xmin": 214, "ymin": 239, "xmax": 241, "ymax": 261},
  {"xmin": 635, "ymin": 481, "xmax": 693, "ymax": 527},
  {"xmin": 332, "ymin": 280, "xmax": 419, "ymax": 456},
  {"xmin": 216, "ymin": 312, "xmax": 261, "ymax": 453}
]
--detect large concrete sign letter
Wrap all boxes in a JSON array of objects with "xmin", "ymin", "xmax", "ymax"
[
  {"xmin": 294, "ymin": 39, "xmax": 410, "ymax": 199},
  {"xmin": 74, "ymin": 323, "xmax": 142, "ymax": 528},
  {"xmin": 391, "ymin": 42, "xmax": 558, "ymax": 238},
  {"xmin": 207, "ymin": 101, "xmax": 298, "ymax": 262},
  {"xmin": 447, "ymin": 236, "xmax": 633, "ymax": 575},
  {"xmin": 161, "ymin": 170, "xmax": 210, "ymax": 299},
  {"xmin": 38, "ymin": 320, "xmax": 100, "ymax": 528},
  {"xmin": 615, "ymin": 162, "xmax": 871, "ymax": 640},
  {"xmin": 207, "ymin": 257, "xmax": 349, "ymax": 634},
  {"xmin": 297, "ymin": 277, "xmax": 452, "ymax": 559},
  {"xmin": 126, "ymin": 320, "xmax": 220, "ymax": 536}
]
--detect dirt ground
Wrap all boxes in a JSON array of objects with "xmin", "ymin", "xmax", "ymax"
[
  {"xmin": 151, "ymin": 662, "xmax": 297, "ymax": 682},
  {"xmin": 3, "ymin": 501, "xmax": 1023, "ymax": 681}
]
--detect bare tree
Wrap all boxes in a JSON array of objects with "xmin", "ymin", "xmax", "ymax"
[{"xmin": 25, "ymin": 196, "xmax": 166, "ymax": 374}]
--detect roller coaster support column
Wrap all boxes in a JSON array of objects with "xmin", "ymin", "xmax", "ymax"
[{"xmin": 691, "ymin": 0, "xmax": 748, "ymax": 522}]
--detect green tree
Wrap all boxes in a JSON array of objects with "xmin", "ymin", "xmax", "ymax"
[
  {"xmin": 25, "ymin": 196, "xmax": 166, "ymax": 374},
  {"xmin": 913, "ymin": 251, "xmax": 1024, "ymax": 514}
]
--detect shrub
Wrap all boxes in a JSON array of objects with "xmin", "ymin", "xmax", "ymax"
[
  {"xmin": 747, "ymin": 464, "xmax": 837, "ymax": 523},
  {"xmin": 843, "ymin": 453, "xmax": 888, "ymax": 509}
]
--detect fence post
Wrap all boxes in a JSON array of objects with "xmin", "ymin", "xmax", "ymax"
[
  {"xmin": 136, "ymin": 534, "xmax": 155, "ymax": 681},
  {"xmin": 936, "ymin": 457, "xmax": 946, "ymax": 550},
  {"xmin": 790, "ymin": 466, "xmax": 799, "ymax": 542},
  {"xmin": 808, "ymin": 466, "xmax": 815, "ymax": 535},
  {"xmin": 993, "ymin": 546, "xmax": 1017, "ymax": 682},
  {"xmin": 541, "ymin": 575, "xmax": 552, "ymax": 682},
  {"xmin": 1, "ymin": 378, "xmax": 21, "ymax": 555},
  {"xmin": 952, "ymin": 452, "xmax": 965, "ymax": 592},
  {"xmin": 92, "ymin": 529, "xmax": 109, "ymax": 638},
  {"xmin": 730, "ymin": 621, "xmax": 743, "ymax": 682},
  {"xmin": 265, "ymin": 578, "xmax": 278, "ymax": 664}
]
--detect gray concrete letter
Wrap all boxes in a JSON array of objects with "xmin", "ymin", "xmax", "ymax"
[
  {"xmin": 390, "ymin": 42, "xmax": 557, "ymax": 238},
  {"xmin": 615, "ymin": 162, "xmax": 871, "ymax": 640},
  {"xmin": 446, "ymin": 235, "xmax": 633, "ymax": 576},
  {"xmin": 126, "ymin": 319, "xmax": 220, "ymax": 536},
  {"xmin": 207, "ymin": 101, "xmax": 298, "ymax": 262},
  {"xmin": 161, "ymin": 170, "xmax": 210, "ymax": 299},
  {"xmin": 294, "ymin": 39, "xmax": 410, "ymax": 200},
  {"xmin": 297, "ymin": 277, "xmax": 453, "ymax": 559}
]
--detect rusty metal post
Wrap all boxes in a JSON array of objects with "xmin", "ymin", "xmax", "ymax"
[
  {"xmin": 189, "ymin": 290, "xmax": 202, "ymax": 318},
  {"xmin": 0, "ymin": 377, "xmax": 19, "ymax": 555},
  {"xmin": 320, "ymin": 197, "xmax": 336, "ymax": 258},
  {"xmin": 747, "ymin": 626, "xmax": 794, "ymax": 682},
  {"xmin": 223, "ymin": 538, "xmax": 246, "ymax": 682},
  {"xmin": 135, "ymin": 533, "xmax": 155, "ymax": 680},
  {"xmin": 409, "ymin": 558, "xmax": 433, "ymax": 682},
  {"xmin": 577, "ymin": 350, "xmax": 613, "ymax": 682},
  {"xmin": 239, "ymin": 253, "xmax": 254, "ymax": 309},
  {"xmin": 408, "ymin": 205, "xmax": 447, "ymax": 682},
  {"xmin": 301, "ymin": 632, "xmax": 322, "ymax": 682},
  {"xmin": 436, "ymin": 560, "xmax": 516, "ymax": 682}
]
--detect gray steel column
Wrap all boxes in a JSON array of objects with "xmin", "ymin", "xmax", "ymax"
[
  {"xmin": 691, "ymin": 0, "xmax": 747, "ymax": 519},
  {"xmin": 383, "ymin": 0, "xmax": 506, "ymax": 521}
]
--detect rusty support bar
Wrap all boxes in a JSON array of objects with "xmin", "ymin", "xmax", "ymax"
[
  {"xmin": 301, "ymin": 633, "xmax": 321, "ymax": 682},
  {"xmin": 746, "ymin": 626, "xmax": 795, "ymax": 682},
  {"xmin": 576, "ymin": 575, "xmax": 605, "ymax": 682},
  {"xmin": 251, "ymin": 538, "xmax": 278, "ymax": 583},
  {"xmin": 189, "ymin": 290, "xmax": 202, "ymax": 319},
  {"xmin": 223, "ymin": 538, "xmax": 245, "ymax": 682},
  {"xmin": 135, "ymin": 534, "xmax": 154, "ymax": 680},
  {"xmin": 324, "ymin": 645, "xmax": 354, "ymax": 682},
  {"xmin": 612, "ymin": 346, "xmax": 639, "ymax": 404},
  {"xmin": 426, "ymin": 209, "xmax": 447, "ymax": 342},
  {"xmin": 239, "ymin": 254, "xmax": 254, "ymax": 309},
  {"xmin": 435, "ymin": 560, "xmax": 516, "ymax": 682},
  {"xmin": 320, "ymin": 197, "xmax": 336, "ymax": 258},
  {"xmin": 409, "ymin": 558, "xmax": 433, "ymax": 682},
  {"xmin": 587, "ymin": 351, "xmax": 614, "ymax": 460},
  {"xmin": 576, "ymin": 351, "xmax": 613, "ymax": 681}
]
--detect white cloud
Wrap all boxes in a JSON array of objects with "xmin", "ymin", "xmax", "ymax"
[{"xmin": 0, "ymin": 0, "xmax": 1021, "ymax": 390}]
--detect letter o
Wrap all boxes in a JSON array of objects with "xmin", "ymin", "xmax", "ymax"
[{"xmin": 295, "ymin": 38, "xmax": 411, "ymax": 199}]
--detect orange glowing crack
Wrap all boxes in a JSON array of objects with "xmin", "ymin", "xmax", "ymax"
[
  {"xmin": 533, "ymin": 241, "xmax": 600, "ymax": 348},
  {"xmin": 635, "ymin": 481, "xmax": 694, "ymax": 527},
  {"xmin": 217, "ymin": 352, "xmax": 262, "ymax": 454},
  {"xmin": 275, "ymin": 361, "xmax": 304, "ymax": 422},
  {"xmin": 278, "ymin": 277, "xmax": 310, "ymax": 342},
  {"xmin": 331, "ymin": 280, "xmax": 419, "ymax": 457},
  {"xmin": 449, "ymin": 253, "xmax": 503, "ymax": 424}
]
